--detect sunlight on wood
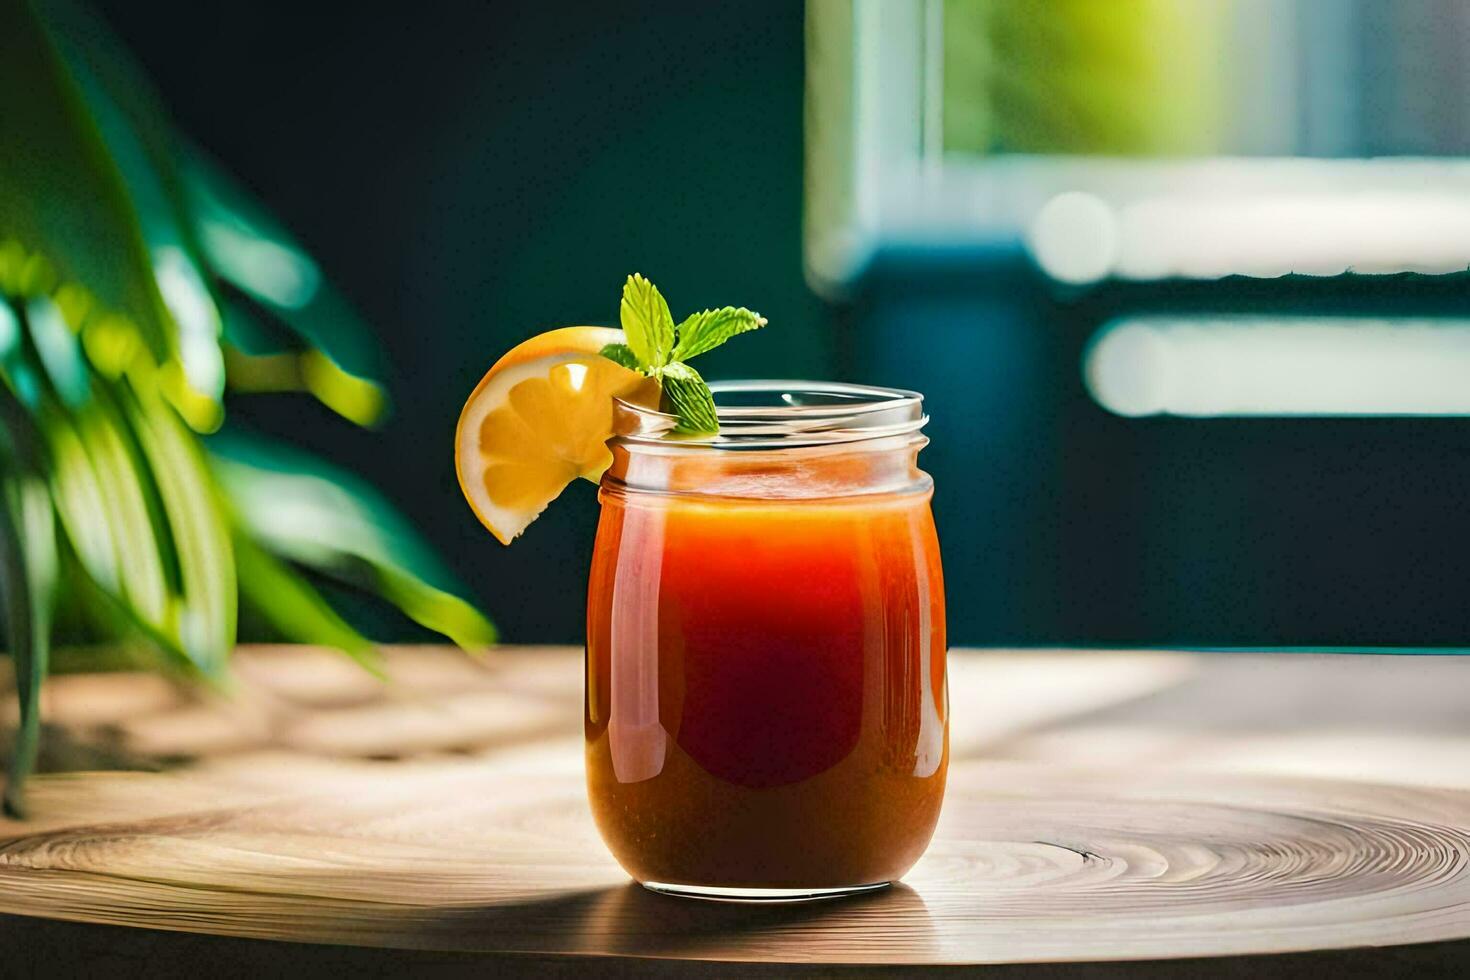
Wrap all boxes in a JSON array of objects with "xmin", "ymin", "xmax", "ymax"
[{"xmin": 1, "ymin": 646, "xmax": 1468, "ymax": 965}]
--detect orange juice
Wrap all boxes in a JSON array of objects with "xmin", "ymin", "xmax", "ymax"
[{"xmin": 585, "ymin": 382, "xmax": 946, "ymax": 898}]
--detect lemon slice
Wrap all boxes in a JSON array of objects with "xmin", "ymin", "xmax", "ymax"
[{"xmin": 455, "ymin": 327, "xmax": 660, "ymax": 544}]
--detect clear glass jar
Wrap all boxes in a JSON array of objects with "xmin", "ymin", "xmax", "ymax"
[{"xmin": 585, "ymin": 381, "xmax": 947, "ymax": 901}]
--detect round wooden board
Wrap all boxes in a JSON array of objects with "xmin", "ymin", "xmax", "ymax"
[
  {"xmin": 2, "ymin": 757, "xmax": 1468, "ymax": 965},
  {"xmin": 1, "ymin": 647, "xmax": 1468, "ymax": 971}
]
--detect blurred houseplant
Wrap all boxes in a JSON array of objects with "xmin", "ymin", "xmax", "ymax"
[{"xmin": 0, "ymin": 0, "xmax": 495, "ymax": 815}]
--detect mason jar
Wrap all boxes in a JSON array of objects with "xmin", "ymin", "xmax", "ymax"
[{"xmin": 585, "ymin": 381, "xmax": 947, "ymax": 901}]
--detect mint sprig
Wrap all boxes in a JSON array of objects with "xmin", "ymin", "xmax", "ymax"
[
  {"xmin": 660, "ymin": 361, "xmax": 719, "ymax": 434},
  {"xmin": 618, "ymin": 272, "xmax": 674, "ymax": 370},
  {"xmin": 600, "ymin": 274, "xmax": 766, "ymax": 435},
  {"xmin": 673, "ymin": 307, "xmax": 766, "ymax": 361},
  {"xmin": 598, "ymin": 343, "xmax": 640, "ymax": 371}
]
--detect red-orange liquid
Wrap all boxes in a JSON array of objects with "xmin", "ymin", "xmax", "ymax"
[{"xmin": 586, "ymin": 488, "xmax": 947, "ymax": 889}]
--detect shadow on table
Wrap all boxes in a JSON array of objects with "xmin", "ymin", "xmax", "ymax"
[{"xmin": 431, "ymin": 880, "xmax": 937, "ymax": 961}]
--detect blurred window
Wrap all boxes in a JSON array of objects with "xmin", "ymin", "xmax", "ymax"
[
  {"xmin": 808, "ymin": 0, "xmax": 1470, "ymax": 282},
  {"xmin": 807, "ymin": 0, "xmax": 1470, "ymax": 417}
]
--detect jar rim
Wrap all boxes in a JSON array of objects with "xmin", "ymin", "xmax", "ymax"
[{"xmin": 613, "ymin": 379, "xmax": 927, "ymax": 450}]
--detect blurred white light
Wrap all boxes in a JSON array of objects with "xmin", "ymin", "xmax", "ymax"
[
  {"xmin": 199, "ymin": 219, "xmax": 320, "ymax": 309},
  {"xmin": 1029, "ymin": 187, "xmax": 1470, "ymax": 284},
  {"xmin": 1028, "ymin": 192, "xmax": 1117, "ymax": 285},
  {"xmin": 1113, "ymin": 193, "xmax": 1470, "ymax": 280},
  {"xmin": 1087, "ymin": 316, "xmax": 1470, "ymax": 417},
  {"xmin": 153, "ymin": 246, "xmax": 225, "ymax": 399}
]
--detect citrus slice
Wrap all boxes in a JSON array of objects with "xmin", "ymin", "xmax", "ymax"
[{"xmin": 455, "ymin": 326, "xmax": 660, "ymax": 544}]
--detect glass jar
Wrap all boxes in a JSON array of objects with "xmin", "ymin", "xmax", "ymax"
[{"xmin": 585, "ymin": 381, "xmax": 947, "ymax": 901}]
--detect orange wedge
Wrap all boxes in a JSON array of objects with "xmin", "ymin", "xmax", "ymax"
[{"xmin": 455, "ymin": 326, "xmax": 660, "ymax": 544}]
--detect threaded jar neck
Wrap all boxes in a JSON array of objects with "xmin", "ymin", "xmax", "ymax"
[{"xmin": 604, "ymin": 381, "xmax": 931, "ymax": 501}]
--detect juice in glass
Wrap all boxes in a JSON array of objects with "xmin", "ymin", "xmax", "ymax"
[{"xmin": 585, "ymin": 382, "xmax": 947, "ymax": 900}]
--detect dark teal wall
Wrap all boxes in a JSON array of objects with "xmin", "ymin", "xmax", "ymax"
[
  {"xmin": 100, "ymin": 1, "xmax": 833, "ymax": 642},
  {"xmin": 78, "ymin": 2, "xmax": 1470, "ymax": 649}
]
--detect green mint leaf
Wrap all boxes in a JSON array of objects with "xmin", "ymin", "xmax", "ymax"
[
  {"xmin": 672, "ymin": 306, "xmax": 767, "ymax": 361},
  {"xmin": 660, "ymin": 360, "xmax": 719, "ymax": 435},
  {"xmin": 598, "ymin": 343, "xmax": 640, "ymax": 371},
  {"xmin": 619, "ymin": 273, "xmax": 674, "ymax": 370}
]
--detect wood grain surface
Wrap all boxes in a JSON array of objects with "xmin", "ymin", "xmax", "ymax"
[{"xmin": 2, "ymin": 646, "xmax": 1469, "ymax": 971}]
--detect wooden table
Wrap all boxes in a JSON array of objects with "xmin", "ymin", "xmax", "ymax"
[{"xmin": 2, "ymin": 646, "xmax": 1468, "ymax": 976}]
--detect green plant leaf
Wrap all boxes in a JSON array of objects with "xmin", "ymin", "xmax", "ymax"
[
  {"xmin": 0, "ymin": 2, "xmax": 172, "ymax": 363},
  {"xmin": 209, "ymin": 430, "xmax": 496, "ymax": 650},
  {"xmin": 219, "ymin": 295, "xmax": 292, "ymax": 358},
  {"xmin": 0, "ymin": 471, "xmax": 58, "ymax": 819},
  {"xmin": 42, "ymin": 405, "xmax": 117, "ymax": 595},
  {"xmin": 619, "ymin": 273, "xmax": 673, "ymax": 370},
  {"xmin": 372, "ymin": 563, "xmax": 496, "ymax": 653},
  {"xmin": 598, "ymin": 342, "xmax": 641, "ymax": 371},
  {"xmin": 77, "ymin": 395, "xmax": 171, "ymax": 632},
  {"xmin": 179, "ymin": 147, "xmax": 321, "ymax": 313},
  {"xmin": 38, "ymin": 0, "xmax": 225, "ymax": 418},
  {"xmin": 25, "ymin": 295, "xmax": 90, "ymax": 409},
  {"xmin": 42, "ymin": 390, "xmax": 176, "ymax": 651},
  {"xmin": 672, "ymin": 306, "xmax": 766, "ymax": 361},
  {"xmin": 2, "ymin": 305, "xmax": 176, "ymax": 665},
  {"xmin": 233, "ymin": 529, "xmax": 382, "ymax": 676},
  {"xmin": 660, "ymin": 360, "xmax": 719, "ymax": 435},
  {"xmin": 180, "ymin": 149, "xmax": 387, "ymax": 425},
  {"xmin": 124, "ymin": 387, "xmax": 235, "ymax": 676},
  {"xmin": 28, "ymin": 1, "xmax": 383, "ymax": 429},
  {"xmin": 0, "ymin": 299, "xmax": 44, "ymax": 409}
]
